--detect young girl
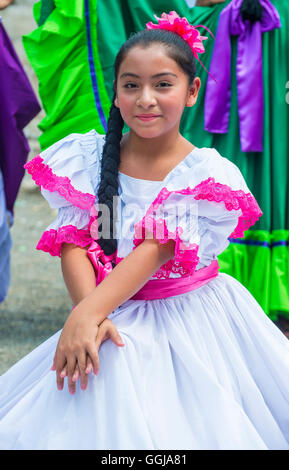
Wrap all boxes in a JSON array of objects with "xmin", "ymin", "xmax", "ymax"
[{"xmin": 1, "ymin": 11, "xmax": 289, "ymax": 450}]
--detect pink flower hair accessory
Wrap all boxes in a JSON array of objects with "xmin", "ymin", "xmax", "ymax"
[{"xmin": 146, "ymin": 11, "xmax": 217, "ymax": 83}]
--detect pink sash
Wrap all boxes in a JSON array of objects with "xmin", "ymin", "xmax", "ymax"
[
  {"xmin": 130, "ymin": 260, "xmax": 220, "ymax": 300},
  {"xmin": 72, "ymin": 257, "xmax": 219, "ymax": 310},
  {"xmin": 86, "ymin": 240, "xmax": 219, "ymax": 301}
]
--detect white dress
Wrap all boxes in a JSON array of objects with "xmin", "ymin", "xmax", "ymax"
[{"xmin": 1, "ymin": 129, "xmax": 289, "ymax": 450}]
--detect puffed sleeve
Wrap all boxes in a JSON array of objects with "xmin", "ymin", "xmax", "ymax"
[
  {"xmin": 193, "ymin": 199, "xmax": 242, "ymax": 269},
  {"xmin": 35, "ymin": 205, "xmax": 94, "ymax": 257},
  {"xmin": 132, "ymin": 148, "xmax": 263, "ymax": 278},
  {"xmin": 24, "ymin": 129, "xmax": 105, "ymax": 256}
]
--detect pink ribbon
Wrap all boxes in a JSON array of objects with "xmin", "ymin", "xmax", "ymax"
[{"xmin": 87, "ymin": 240, "xmax": 115, "ymax": 286}]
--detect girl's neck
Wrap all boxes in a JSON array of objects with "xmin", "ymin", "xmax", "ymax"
[{"xmin": 121, "ymin": 129, "xmax": 187, "ymax": 165}]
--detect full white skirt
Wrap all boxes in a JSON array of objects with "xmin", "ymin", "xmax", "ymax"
[{"xmin": 1, "ymin": 273, "xmax": 289, "ymax": 450}]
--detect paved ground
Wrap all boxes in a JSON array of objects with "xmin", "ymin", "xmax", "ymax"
[
  {"xmin": 0, "ymin": 0, "xmax": 72, "ymax": 374},
  {"xmin": 0, "ymin": 173, "xmax": 73, "ymax": 374}
]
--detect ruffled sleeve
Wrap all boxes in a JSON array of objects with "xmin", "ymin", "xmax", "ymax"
[
  {"xmin": 132, "ymin": 148, "xmax": 263, "ymax": 279},
  {"xmin": 36, "ymin": 205, "xmax": 94, "ymax": 257},
  {"xmin": 24, "ymin": 129, "xmax": 105, "ymax": 256}
]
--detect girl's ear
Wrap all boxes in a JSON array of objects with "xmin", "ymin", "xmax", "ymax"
[{"xmin": 186, "ymin": 77, "xmax": 201, "ymax": 108}]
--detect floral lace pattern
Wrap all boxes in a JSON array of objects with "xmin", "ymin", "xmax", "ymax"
[
  {"xmin": 190, "ymin": 177, "xmax": 263, "ymax": 238},
  {"xmin": 24, "ymin": 155, "xmax": 96, "ymax": 210},
  {"xmin": 37, "ymin": 225, "xmax": 93, "ymax": 257},
  {"xmin": 132, "ymin": 177, "xmax": 263, "ymax": 279},
  {"xmin": 133, "ymin": 215, "xmax": 200, "ymax": 279}
]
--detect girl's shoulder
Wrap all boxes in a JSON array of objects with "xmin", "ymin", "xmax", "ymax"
[
  {"xmin": 39, "ymin": 129, "xmax": 105, "ymax": 164},
  {"xmin": 166, "ymin": 145, "xmax": 251, "ymax": 196},
  {"xmin": 24, "ymin": 129, "xmax": 105, "ymax": 211}
]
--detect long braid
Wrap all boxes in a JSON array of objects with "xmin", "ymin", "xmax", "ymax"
[
  {"xmin": 96, "ymin": 28, "xmax": 197, "ymax": 259},
  {"xmin": 96, "ymin": 92, "xmax": 124, "ymax": 256},
  {"xmin": 240, "ymin": 0, "xmax": 263, "ymax": 24}
]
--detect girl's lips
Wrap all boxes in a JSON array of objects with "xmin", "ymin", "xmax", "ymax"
[{"xmin": 136, "ymin": 115, "xmax": 160, "ymax": 121}]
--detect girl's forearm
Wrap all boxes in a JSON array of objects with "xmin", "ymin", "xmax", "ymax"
[
  {"xmin": 61, "ymin": 243, "xmax": 97, "ymax": 305},
  {"xmin": 78, "ymin": 238, "xmax": 175, "ymax": 325}
]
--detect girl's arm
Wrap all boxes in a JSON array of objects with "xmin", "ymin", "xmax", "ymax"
[
  {"xmin": 53, "ymin": 238, "xmax": 175, "ymax": 392},
  {"xmin": 78, "ymin": 238, "xmax": 176, "ymax": 324},
  {"xmin": 60, "ymin": 243, "xmax": 97, "ymax": 305},
  {"xmin": 60, "ymin": 236, "xmax": 175, "ymax": 311},
  {"xmin": 56, "ymin": 242, "xmax": 125, "ymax": 393}
]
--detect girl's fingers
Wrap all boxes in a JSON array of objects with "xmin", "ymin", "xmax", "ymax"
[
  {"xmin": 53, "ymin": 321, "xmax": 125, "ymax": 394},
  {"xmin": 94, "ymin": 331, "xmax": 104, "ymax": 352},
  {"xmin": 60, "ymin": 365, "xmax": 67, "ymax": 379},
  {"xmin": 76, "ymin": 351, "xmax": 88, "ymax": 391},
  {"xmin": 103, "ymin": 322, "xmax": 125, "ymax": 347},
  {"xmin": 85, "ymin": 356, "xmax": 93, "ymax": 375},
  {"xmin": 67, "ymin": 356, "xmax": 77, "ymax": 394},
  {"xmin": 51, "ymin": 351, "xmax": 58, "ymax": 371},
  {"xmin": 57, "ymin": 362, "xmax": 86, "ymax": 392},
  {"xmin": 54, "ymin": 352, "xmax": 94, "ymax": 393},
  {"xmin": 86, "ymin": 345, "xmax": 100, "ymax": 376},
  {"xmin": 72, "ymin": 364, "xmax": 80, "ymax": 383},
  {"xmin": 56, "ymin": 355, "xmax": 67, "ymax": 391},
  {"xmin": 80, "ymin": 368, "xmax": 88, "ymax": 391},
  {"xmin": 110, "ymin": 328, "xmax": 125, "ymax": 347}
]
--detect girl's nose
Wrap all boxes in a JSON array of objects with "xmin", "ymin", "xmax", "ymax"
[{"xmin": 136, "ymin": 87, "xmax": 157, "ymax": 108}]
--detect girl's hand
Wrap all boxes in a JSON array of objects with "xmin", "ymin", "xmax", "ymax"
[
  {"xmin": 50, "ymin": 304, "xmax": 100, "ymax": 394},
  {"xmin": 63, "ymin": 318, "xmax": 125, "ymax": 392},
  {"xmin": 51, "ymin": 317, "xmax": 125, "ymax": 394}
]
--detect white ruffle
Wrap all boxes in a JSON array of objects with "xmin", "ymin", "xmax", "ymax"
[
  {"xmin": 195, "ymin": 200, "xmax": 242, "ymax": 268},
  {"xmin": 45, "ymin": 206, "xmax": 91, "ymax": 232},
  {"xmin": 164, "ymin": 147, "xmax": 251, "ymax": 194},
  {"xmin": 25, "ymin": 129, "xmax": 105, "ymax": 210}
]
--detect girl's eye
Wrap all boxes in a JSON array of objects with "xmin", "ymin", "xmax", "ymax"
[
  {"xmin": 124, "ymin": 83, "xmax": 137, "ymax": 89},
  {"xmin": 157, "ymin": 82, "xmax": 172, "ymax": 88},
  {"xmin": 123, "ymin": 82, "xmax": 172, "ymax": 89}
]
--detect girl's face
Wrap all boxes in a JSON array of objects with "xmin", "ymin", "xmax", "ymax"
[{"xmin": 114, "ymin": 44, "xmax": 201, "ymax": 139}]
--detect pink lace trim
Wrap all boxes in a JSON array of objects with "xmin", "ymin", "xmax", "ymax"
[
  {"xmin": 133, "ymin": 215, "xmax": 200, "ymax": 279},
  {"xmin": 37, "ymin": 225, "xmax": 93, "ymax": 257},
  {"xmin": 24, "ymin": 155, "xmax": 96, "ymax": 210},
  {"xmin": 132, "ymin": 177, "xmax": 263, "ymax": 279},
  {"xmin": 187, "ymin": 177, "xmax": 263, "ymax": 238}
]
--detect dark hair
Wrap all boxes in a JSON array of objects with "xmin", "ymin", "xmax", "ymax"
[
  {"xmin": 240, "ymin": 0, "xmax": 263, "ymax": 23},
  {"xmin": 96, "ymin": 28, "xmax": 197, "ymax": 257}
]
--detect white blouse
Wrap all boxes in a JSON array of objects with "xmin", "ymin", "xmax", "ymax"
[{"xmin": 24, "ymin": 129, "xmax": 262, "ymax": 280}]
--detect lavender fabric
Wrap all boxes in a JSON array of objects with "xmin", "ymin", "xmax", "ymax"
[
  {"xmin": 0, "ymin": 18, "xmax": 41, "ymax": 214},
  {"xmin": 204, "ymin": 0, "xmax": 281, "ymax": 153}
]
